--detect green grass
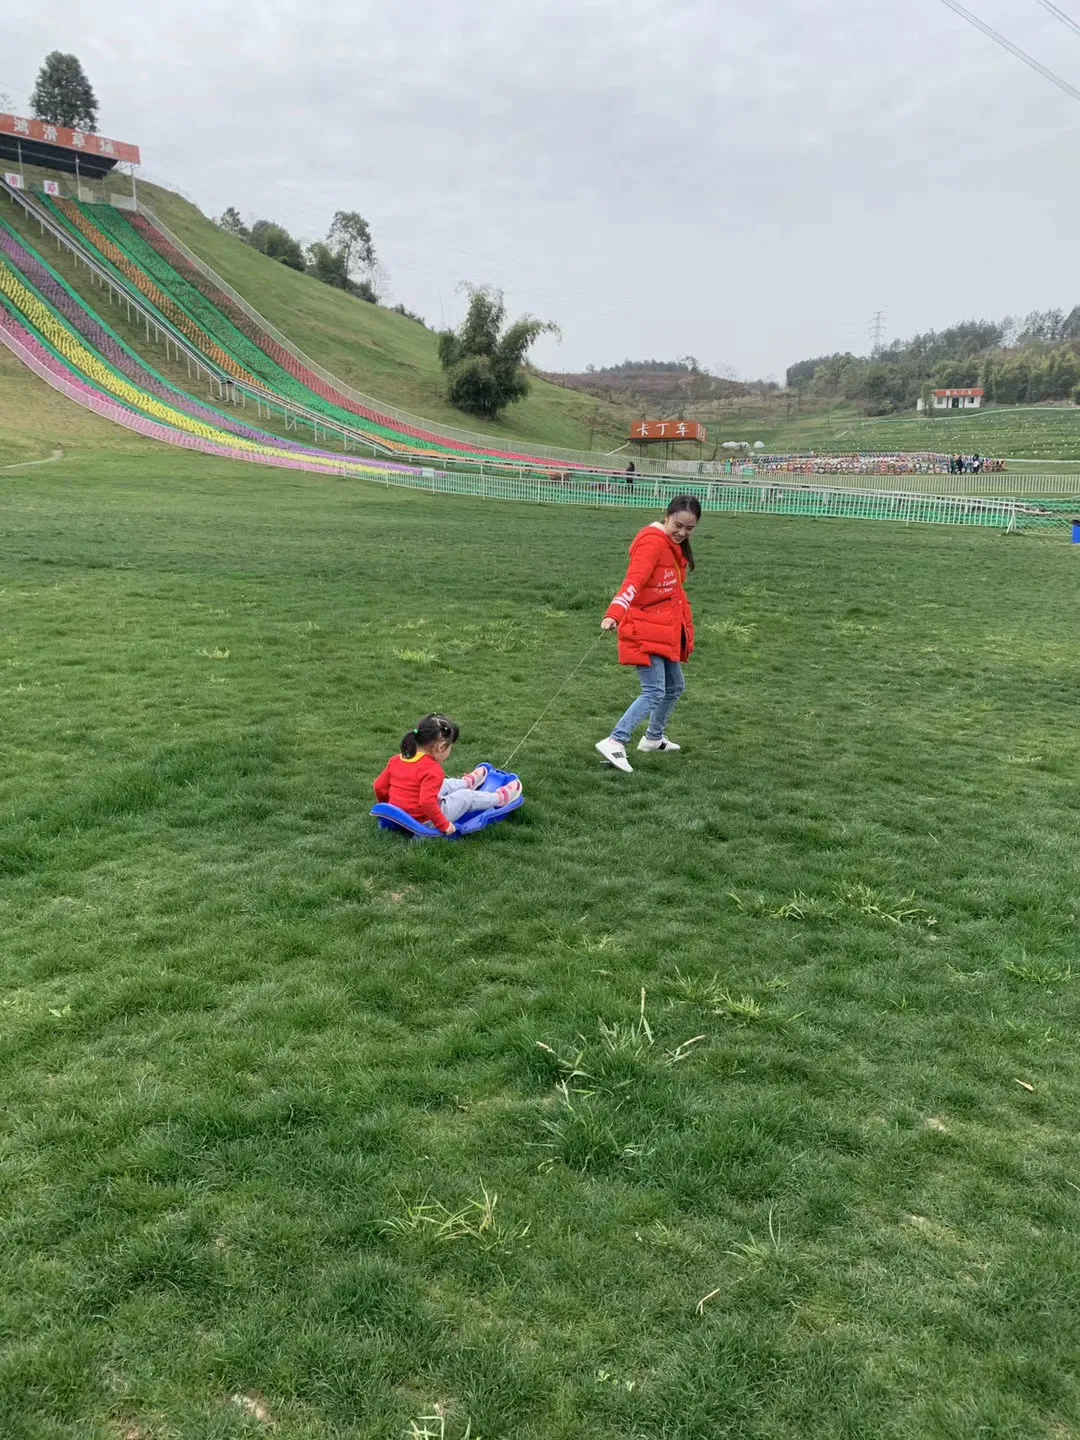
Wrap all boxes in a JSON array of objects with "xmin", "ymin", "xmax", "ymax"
[
  {"xmin": 0, "ymin": 346, "xmax": 158, "ymax": 467},
  {"xmin": 3, "ymin": 453, "xmax": 1080, "ymax": 1439}
]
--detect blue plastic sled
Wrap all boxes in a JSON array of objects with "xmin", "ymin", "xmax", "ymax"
[{"xmin": 371, "ymin": 763, "xmax": 523, "ymax": 839}]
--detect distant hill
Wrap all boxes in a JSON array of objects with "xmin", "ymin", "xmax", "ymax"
[
  {"xmin": 787, "ymin": 311, "xmax": 1080, "ymax": 416},
  {"xmin": 543, "ymin": 361, "xmax": 768, "ymax": 414}
]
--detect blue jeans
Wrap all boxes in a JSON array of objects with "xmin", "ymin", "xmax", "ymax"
[{"xmin": 611, "ymin": 656, "xmax": 685, "ymax": 743}]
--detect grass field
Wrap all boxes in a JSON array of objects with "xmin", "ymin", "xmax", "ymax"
[
  {"xmin": 0, "ymin": 347, "xmax": 160, "ymax": 468},
  {"xmin": 3, "ymin": 453, "xmax": 1080, "ymax": 1439}
]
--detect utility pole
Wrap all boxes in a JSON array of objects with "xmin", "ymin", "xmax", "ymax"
[{"xmin": 869, "ymin": 311, "xmax": 887, "ymax": 355}]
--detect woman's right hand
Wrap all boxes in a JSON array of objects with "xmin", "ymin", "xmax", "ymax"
[{"xmin": 600, "ymin": 617, "xmax": 618, "ymax": 632}]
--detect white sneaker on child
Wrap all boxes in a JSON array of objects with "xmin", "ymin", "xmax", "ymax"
[
  {"xmin": 595, "ymin": 737, "xmax": 633, "ymax": 773},
  {"xmin": 637, "ymin": 736, "xmax": 681, "ymax": 752}
]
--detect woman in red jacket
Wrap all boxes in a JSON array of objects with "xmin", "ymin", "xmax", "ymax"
[{"xmin": 595, "ymin": 495, "xmax": 701, "ymax": 774}]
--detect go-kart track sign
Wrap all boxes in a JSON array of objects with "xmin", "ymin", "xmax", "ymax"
[{"xmin": 631, "ymin": 420, "xmax": 708, "ymax": 443}]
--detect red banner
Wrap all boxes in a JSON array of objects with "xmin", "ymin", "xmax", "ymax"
[
  {"xmin": 631, "ymin": 420, "xmax": 707, "ymax": 443},
  {"xmin": 0, "ymin": 113, "xmax": 140, "ymax": 165}
]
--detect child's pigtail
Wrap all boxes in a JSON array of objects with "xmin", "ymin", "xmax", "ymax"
[{"xmin": 402, "ymin": 714, "xmax": 460, "ymax": 756}]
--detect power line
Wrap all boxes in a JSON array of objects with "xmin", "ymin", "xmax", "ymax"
[
  {"xmin": 1031, "ymin": 0, "xmax": 1080, "ymax": 41},
  {"xmin": 937, "ymin": 0, "xmax": 1080, "ymax": 102}
]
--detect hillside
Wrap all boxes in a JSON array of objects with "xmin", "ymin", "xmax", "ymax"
[
  {"xmin": 129, "ymin": 181, "xmax": 632, "ymax": 454},
  {"xmin": 543, "ymin": 361, "xmax": 1080, "ymax": 462},
  {"xmin": 546, "ymin": 365, "xmax": 757, "ymax": 409},
  {"xmin": 701, "ymin": 401, "xmax": 1080, "ymax": 463}
]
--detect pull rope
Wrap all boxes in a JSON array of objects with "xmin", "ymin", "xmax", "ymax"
[{"xmin": 503, "ymin": 633, "xmax": 606, "ymax": 768}]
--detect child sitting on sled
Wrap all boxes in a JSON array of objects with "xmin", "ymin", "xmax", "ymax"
[{"xmin": 373, "ymin": 713, "xmax": 522, "ymax": 835}]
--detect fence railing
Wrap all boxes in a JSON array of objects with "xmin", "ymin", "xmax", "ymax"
[
  {"xmin": 747, "ymin": 469, "xmax": 1080, "ymax": 497},
  {"xmin": 352, "ymin": 468, "xmax": 1071, "ymax": 531},
  {"xmin": 2, "ymin": 292, "xmax": 1069, "ymax": 533}
]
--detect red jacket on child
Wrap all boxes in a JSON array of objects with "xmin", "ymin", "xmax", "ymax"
[
  {"xmin": 604, "ymin": 523, "xmax": 695, "ymax": 667},
  {"xmin": 373, "ymin": 752, "xmax": 451, "ymax": 833}
]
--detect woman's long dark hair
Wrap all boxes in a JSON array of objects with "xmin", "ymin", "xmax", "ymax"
[
  {"xmin": 401, "ymin": 713, "xmax": 460, "ymax": 758},
  {"xmin": 667, "ymin": 495, "xmax": 702, "ymax": 572}
]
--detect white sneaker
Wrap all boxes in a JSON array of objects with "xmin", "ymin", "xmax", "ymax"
[
  {"xmin": 595, "ymin": 737, "xmax": 633, "ymax": 773},
  {"xmin": 637, "ymin": 736, "xmax": 681, "ymax": 752}
]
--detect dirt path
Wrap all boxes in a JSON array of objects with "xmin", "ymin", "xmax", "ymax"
[{"xmin": 1, "ymin": 446, "xmax": 65, "ymax": 472}]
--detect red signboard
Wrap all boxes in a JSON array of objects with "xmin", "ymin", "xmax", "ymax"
[
  {"xmin": 933, "ymin": 388, "xmax": 983, "ymax": 398},
  {"xmin": 0, "ymin": 113, "xmax": 140, "ymax": 165},
  {"xmin": 631, "ymin": 420, "xmax": 707, "ymax": 443}
]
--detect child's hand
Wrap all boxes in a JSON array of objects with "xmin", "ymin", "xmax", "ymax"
[
  {"xmin": 601, "ymin": 617, "xmax": 618, "ymax": 632},
  {"xmin": 445, "ymin": 823, "xmax": 457, "ymax": 835}
]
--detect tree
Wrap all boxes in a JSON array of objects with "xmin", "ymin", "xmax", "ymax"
[
  {"xmin": 0, "ymin": 91, "xmax": 14, "ymax": 112},
  {"xmin": 301, "ymin": 211, "xmax": 380, "ymax": 301},
  {"xmin": 327, "ymin": 211, "xmax": 376, "ymax": 286},
  {"xmin": 305, "ymin": 241, "xmax": 378, "ymax": 300},
  {"xmin": 437, "ymin": 285, "xmax": 559, "ymax": 420},
  {"xmin": 786, "ymin": 353, "xmax": 843, "ymax": 390},
  {"xmin": 249, "ymin": 220, "xmax": 305, "ymax": 272},
  {"xmin": 30, "ymin": 52, "xmax": 97, "ymax": 131},
  {"xmin": 305, "ymin": 241, "xmax": 351, "ymax": 290},
  {"xmin": 391, "ymin": 303, "xmax": 427, "ymax": 327},
  {"xmin": 216, "ymin": 206, "xmax": 250, "ymax": 242}
]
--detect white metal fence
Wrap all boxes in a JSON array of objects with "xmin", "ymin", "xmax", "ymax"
[
  {"xmin": 750, "ymin": 470, "xmax": 1080, "ymax": 497},
  {"xmin": 359, "ymin": 468, "xmax": 1068, "ymax": 532}
]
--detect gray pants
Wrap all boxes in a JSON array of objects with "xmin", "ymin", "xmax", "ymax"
[{"xmin": 439, "ymin": 777, "xmax": 504, "ymax": 824}]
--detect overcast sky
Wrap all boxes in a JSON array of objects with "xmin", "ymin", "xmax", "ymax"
[{"xmin": 5, "ymin": 0, "xmax": 1080, "ymax": 378}]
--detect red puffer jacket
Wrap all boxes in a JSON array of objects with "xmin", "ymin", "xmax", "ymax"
[{"xmin": 604, "ymin": 523, "xmax": 695, "ymax": 667}]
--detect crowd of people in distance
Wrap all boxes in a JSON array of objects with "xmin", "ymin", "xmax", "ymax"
[
  {"xmin": 749, "ymin": 452, "xmax": 1007, "ymax": 477},
  {"xmin": 947, "ymin": 454, "xmax": 1001, "ymax": 474},
  {"xmin": 538, "ymin": 451, "xmax": 1009, "ymax": 491}
]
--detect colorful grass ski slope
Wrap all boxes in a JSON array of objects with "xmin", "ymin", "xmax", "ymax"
[
  {"xmin": 0, "ymin": 220, "xmax": 422, "ymax": 482},
  {"xmin": 32, "ymin": 194, "xmax": 594, "ymax": 468}
]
